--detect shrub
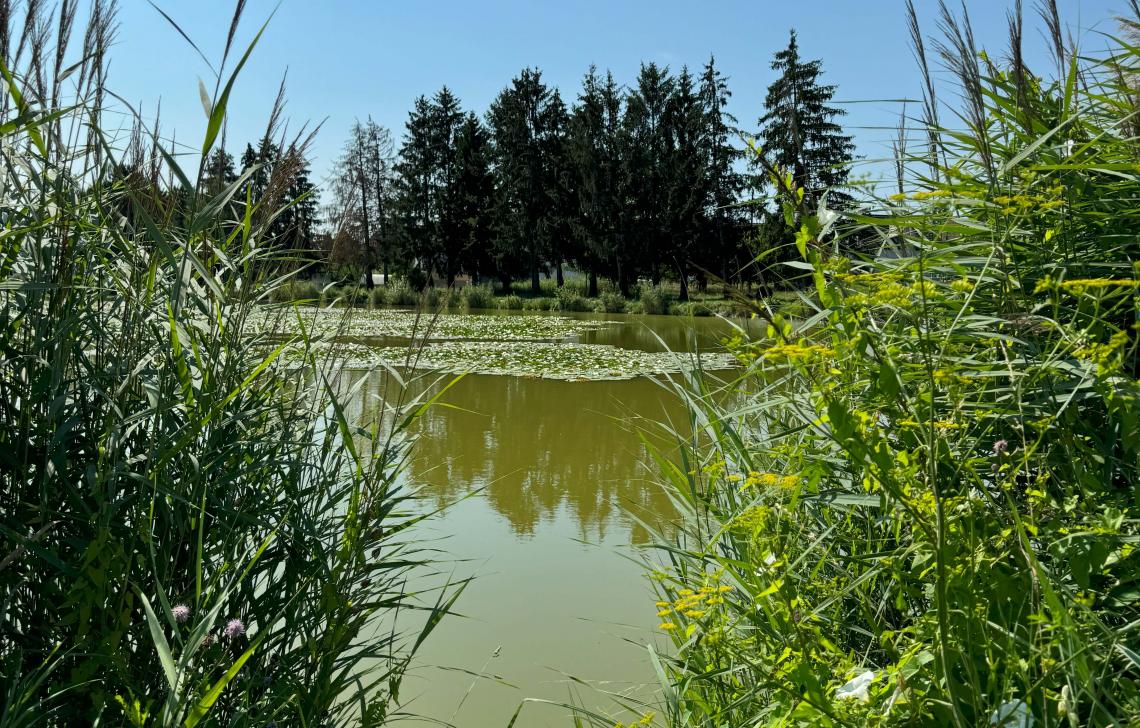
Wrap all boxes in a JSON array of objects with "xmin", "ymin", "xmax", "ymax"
[
  {"xmin": 461, "ymin": 283, "xmax": 495, "ymax": 310},
  {"xmin": 423, "ymin": 286, "xmax": 454, "ymax": 310},
  {"xmin": 498, "ymin": 294, "xmax": 524, "ymax": 310},
  {"xmin": 668, "ymin": 300, "xmax": 714, "ymax": 317},
  {"xmin": 386, "ymin": 280, "xmax": 420, "ymax": 306},
  {"xmin": 554, "ymin": 286, "xmax": 588, "ymax": 312},
  {"xmin": 595, "ymin": 290, "xmax": 627, "ymax": 313},
  {"xmin": 370, "ymin": 284, "xmax": 388, "ymax": 306},
  {"xmin": 638, "ymin": 283, "xmax": 670, "ymax": 315},
  {"xmin": 522, "ymin": 297, "xmax": 554, "ymax": 311},
  {"xmin": 345, "ymin": 285, "xmax": 369, "ymax": 306},
  {"xmin": 270, "ymin": 278, "xmax": 321, "ymax": 303}
]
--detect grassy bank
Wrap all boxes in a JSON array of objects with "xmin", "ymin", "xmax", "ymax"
[{"xmin": 272, "ymin": 277, "xmax": 783, "ymax": 317}]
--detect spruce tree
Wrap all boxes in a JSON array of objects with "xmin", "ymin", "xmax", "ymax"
[
  {"xmin": 201, "ymin": 148, "xmax": 236, "ymax": 198},
  {"xmin": 754, "ymin": 30, "xmax": 854, "ymax": 287},
  {"xmin": 663, "ymin": 66, "xmax": 708, "ymax": 301},
  {"xmin": 487, "ymin": 68, "xmax": 560, "ymax": 294},
  {"xmin": 697, "ymin": 56, "xmax": 746, "ymax": 288},
  {"xmin": 622, "ymin": 63, "xmax": 674, "ymax": 292},
  {"xmin": 394, "ymin": 97, "xmax": 435, "ymax": 283},
  {"xmin": 756, "ymin": 30, "xmax": 854, "ymax": 208},
  {"xmin": 429, "ymin": 87, "xmax": 466, "ymax": 285},
  {"xmin": 570, "ymin": 67, "xmax": 624, "ymax": 297},
  {"xmin": 450, "ymin": 113, "xmax": 495, "ymax": 283},
  {"xmin": 542, "ymin": 89, "xmax": 575, "ymax": 288}
]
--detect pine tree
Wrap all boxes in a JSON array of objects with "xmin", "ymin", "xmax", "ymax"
[{"xmin": 756, "ymin": 30, "xmax": 854, "ymax": 208}]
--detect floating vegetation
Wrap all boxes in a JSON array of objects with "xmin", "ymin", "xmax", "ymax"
[
  {"xmin": 247, "ymin": 305, "xmax": 615, "ymax": 342},
  {"xmin": 287, "ymin": 340, "xmax": 737, "ymax": 381}
]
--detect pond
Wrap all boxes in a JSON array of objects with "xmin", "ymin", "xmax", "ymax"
[{"xmin": 331, "ymin": 309, "xmax": 754, "ymax": 727}]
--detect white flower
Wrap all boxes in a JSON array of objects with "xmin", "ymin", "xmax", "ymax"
[
  {"xmin": 990, "ymin": 699, "xmax": 1033, "ymax": 727},
  {"xmin": 1065, "ymin": 139, "xmax": 1075, "ymax": 157},
  {"xmin": 835, "ymin": 670, "xmax": 875, "ymax": 702}
]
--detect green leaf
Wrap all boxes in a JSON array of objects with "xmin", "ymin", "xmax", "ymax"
[
  {"xmin": 183, "ymin": 636, "xmax": 263, "ymax": 727},
  {"xmin": 137, "ymin": 590, "xmax": 179, "ymax": 693}
]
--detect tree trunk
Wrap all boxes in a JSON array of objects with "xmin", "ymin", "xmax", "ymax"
[
  {"xmin": 677, "ymin": 259, "xmax": 689, "ymax": 302},
  {"xmin": 500, "ymin": 274, "xmax": 512, "ymax": 294},
  {"xmin": 556, "ymin": 260, "xmax": 564, "ymax": 287},
  {"xmin": 530, "ymin": 253, "xmax": 540, "ymax": 296},
  {"xmin": 617, "ymin": 260, "xmax": 631, "ymax": 297},
  {"xmin": 588, "ymin": 270, "xmax": 598, "ymax": 298}
]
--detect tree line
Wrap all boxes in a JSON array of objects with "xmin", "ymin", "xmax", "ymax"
[{"xmin": 330, "ymin": 31, "xmax": 856, "ymax": 299}]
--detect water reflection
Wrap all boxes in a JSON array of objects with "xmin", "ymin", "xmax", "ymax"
[
  {"xmin": 353, "ymin": 370, "xmax": 682, "ymax": 544},
  {"xmin": 339, "ymin": 312, "xmax": 748, "ymax": 726}
]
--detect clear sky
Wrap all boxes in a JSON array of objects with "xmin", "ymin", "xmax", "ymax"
[{"xmin": 107, "ymin": 0, "xmax": 1125, "ymax": 193}]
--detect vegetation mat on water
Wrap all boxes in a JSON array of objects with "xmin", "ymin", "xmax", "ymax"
[
  {"xmin": 286, "ymin": 341, "xmax": 737, "ymax": 380},
  {"xmin": 248, "ymin": 305, "xmax": 615, "ymax": 342}
]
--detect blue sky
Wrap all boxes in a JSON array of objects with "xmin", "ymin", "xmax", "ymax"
[{"xmin": 108, "ymin": 0, "xmax": 1125, "ymax": 192}]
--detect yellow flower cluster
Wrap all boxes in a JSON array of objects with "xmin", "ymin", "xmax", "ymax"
[
  {"xmin": 933, "ymin": 368, "xmax": 970, "ymax": 387},
  {"xmin": 994, "ymin": 186, "xmax": 1066, "ymax": 215},
  {"xmin": 1074, "ymin": 330, "xmax": 1130, "ymax": 374},
  {"xmin": 613, "ymin": 712, "xmax": 655, "ymax": 728},
  {"xmin": 950, "ymin": 277, "xmax": 975, "ymax": 294},
  {"xmin": 741, "ymin": 471, "xmax": 799, "ymax": 489},
  {"xmin": 761, "ymin": 342, "xmax": 835, "ymax": 363},
  {"xmin": 657, "ymin": 584, "xmax": 733, "ymax": 629},
  {"xmin": 1035, "ymin": 276, "xmax": 1140, "ymax": 297},
  {"xmin": 1064, "ymin": 279, "xmax": 1140, "ymax": 295},
  {"xmin": 846, "ymin": 282, "xmax": 914, "ymax": 309},
  {"xmin": 730, "ymin": 505, "xmax": 772, "ymax": 532},
  {"xmin": 897, "ymin": 418, "xmax": 963, "ymax": 431},
  {"xmin": 888, "ymin": 189, "xmax": 954, "ymax": 202}
]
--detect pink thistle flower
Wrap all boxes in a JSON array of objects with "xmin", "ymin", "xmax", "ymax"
[
  {"xmin": 223, "ymin": 618, "xmax": 246, "ymax": 639},
  {"xmin": 172, "ymin": 604, "xmax": 191, "ymax": 624},
  {"xmin": 993, "ymin": 439, "xmax": 1008, "ymax": 455}
]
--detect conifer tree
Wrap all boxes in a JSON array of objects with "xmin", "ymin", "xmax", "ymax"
[
  {"xmin": 697, "ymin": 56, "xmax": 746, "ymax": 288},
  {"xmin": 487, "ymin": 68, "xmax": 560, "ymax": 294},
  {"xmin": 755, "ymin": 30, "xmax": 854, "ymax": 208},
  {"xmin": 622, "ymin": 63, "xmax": 674, "ymax": 292},
  {"xmin": 663, "ymin": 66, "xmax": 708, "ymax": 301},
  {"xmin": 394, "ymin": 97, "xmax": 435, "ymax": 282},
  {"xmin": 450, "ymin": 112, "xmax": 495, "ymax": 282},
  {"xmin": 754, "ymin": 30, "xmax": 854, "ymax": 286},
  {"xmin": 570, "ymin": 67, "xmax": 624, "ymax": 297}
]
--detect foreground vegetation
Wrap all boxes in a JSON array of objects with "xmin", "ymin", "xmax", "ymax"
[
  {"xmin": 0, "ymin": 4, "xmax": 457, "ymax": 725},
  {"xmin": 610, "ymin": 3, "xmax": 1140, "ymax": 726}
]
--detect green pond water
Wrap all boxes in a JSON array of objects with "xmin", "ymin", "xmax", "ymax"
[{"xmin": 338, "ymin": 310, "xmax": 754, "ymax": 727}]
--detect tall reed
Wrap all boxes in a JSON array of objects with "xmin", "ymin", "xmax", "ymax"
[
  {"xmin": 0, "ymin": 3, "xmax": 456, "ymax": 725},
  {"xmin": 614, "ymin": 2, "xmax": 1140, "ymax": 726}
]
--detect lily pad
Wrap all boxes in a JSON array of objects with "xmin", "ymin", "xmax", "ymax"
[
  {"xmin": 248, "ymin": 305, "xmax": 614, "ymax": 342},
  {"xmin": 285, "ymin": 340, "xmax": 738, "ymax": 381}
]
